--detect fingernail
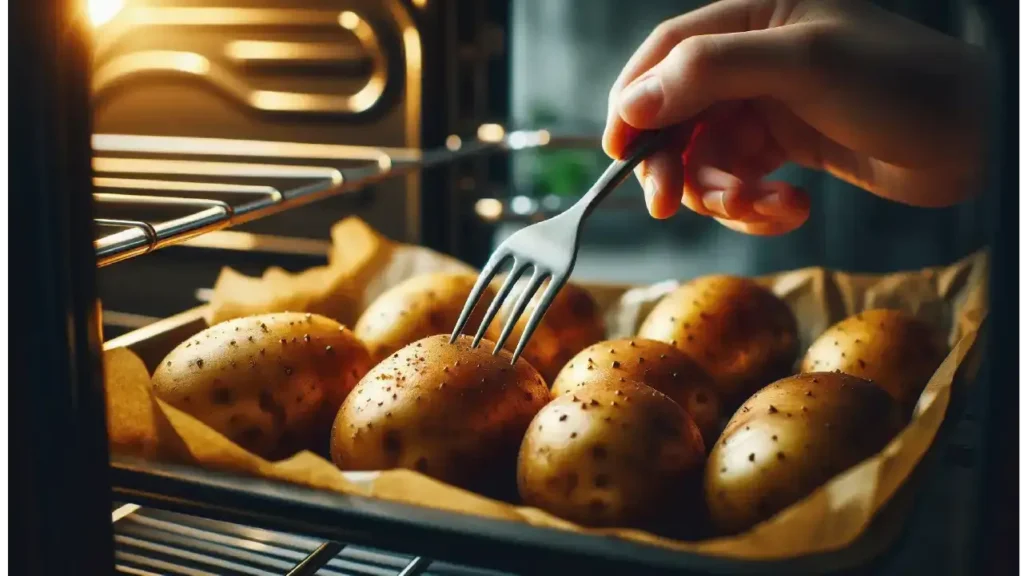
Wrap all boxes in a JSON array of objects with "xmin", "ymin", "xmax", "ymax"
[
  {"xmin": 619, "ymin": 75, "xmax": 664, "ymax": 120},
  {"xmin": 643, "ymin": 176, "xmax": 658, "ymax": 214},
  {"xmin": 703, "ymin": 191, "xmax": 729, "ymax": 218}
]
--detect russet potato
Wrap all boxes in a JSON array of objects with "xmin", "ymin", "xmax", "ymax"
[
  {"xmin": 705, "ymin": 372, "xmax": 905, "ymax": 535},
  {"xmin": 486, "ymin": 279, "xmax": 605, "ymax": 383},
  {"xmin": 551, "ymin": 338, "xmax": 721, "ymax": 447},
  {"xmin": 518, "ymin": 379, "xmax": 706, "ymax": 530},
  {"xmin": 637, "ymin": 275, "xmax": 798, "ymax": 407},
  {"xmin": 801, "ymin": 309, "xmax": 947, "ymax": 411},
  {"xmin": 152, "ymin": 313, "xmax": 372, "ymax": 460},
  {"xmin": 330, "ymin": 335, "xmax": 550, "ymax": 496},
  {"xmin": 355, "ymin": 272, "xmax": 497, "ymax": 363}
]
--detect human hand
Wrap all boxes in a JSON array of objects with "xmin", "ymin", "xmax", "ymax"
[{"xmin": 603, "ymin": 0, "xmax": 990, "ymax": 235}]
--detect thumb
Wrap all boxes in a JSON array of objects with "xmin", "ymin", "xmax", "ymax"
[{"xmin": 617, "ymin": 28, "xmax": 811, "ymax": 129}]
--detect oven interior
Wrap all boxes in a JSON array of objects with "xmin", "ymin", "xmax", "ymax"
[{"xmin": 10, "ymin": 0, "xmax": 1017, "ymax": 574}]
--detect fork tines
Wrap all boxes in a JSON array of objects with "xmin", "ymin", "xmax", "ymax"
[{"xmin": 449, "ymin": 249, "xmax": 566, "ymax": 364}]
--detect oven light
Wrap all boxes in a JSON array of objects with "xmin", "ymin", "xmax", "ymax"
[
  {"xmin": 505, "ymin": 129, "xmax": 552, "ymax": 150},
  {"xmin": 477, "ymin": 123, "xmax": 506, "ymax": 143},
  {"xmin": 475, "ymin": 198, "xmax": 504, "ymax": 222},
  {"xmin": 87, "ymin": 0, "xmax": 124, "ymax": 27},
  {"xmin": 510, "ymin": 195, "xmax": 535, "ymax": 215},
  {"xmin": 506, "ymin": 131, "xmax": 529, "ymax": 150}
]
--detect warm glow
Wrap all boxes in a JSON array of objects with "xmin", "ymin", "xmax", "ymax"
[
  {"xmin": 475, "ymin": 198, "xmax": 504, "ymax": 221},
  {"xmin": 88, "ymin": 0, "xmax": 124, "ymax": 27},
  {"xmin": 445, "ymin": 135, "xmax": 462, "ymax": 151},
  {"xmin": 477, "ymin": 123, "xmax": 506, "ymax": 143},
  {"xmin": 338, "ymin": 11, "xmax": 361, "ymax": 30}
]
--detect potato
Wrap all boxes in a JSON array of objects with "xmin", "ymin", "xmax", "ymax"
[
  {"xmin": 801, "ymin": 309, "xmax": 947, "ymax": 411},
  {"xmin": 637, "ymin": 275, "xmax": 798, "ymax": 406},
  {"xmin": 355, "ymin": 272, "xmax": 496, "ymax": 363},
  {"xmin": 486, "ymin": 279, "xmax": 605, "ymax": 383},
  {"xmin": 518, "ymin": 379, "xmax": 706, "ymax": 530},
  {"xmin": 551, "ymin": 338, "xmax": 721, "ymax": 447},
  {"xmin": 330, "ymin": 334, "xmax": 550, "ymax": 496},
  {"xmin": 705, "ymin": 372, "xmax": 905, "ymax": 535},
  {"xmin": 152, "ymin": 313, "xmax": 372, "ymax": 460}
]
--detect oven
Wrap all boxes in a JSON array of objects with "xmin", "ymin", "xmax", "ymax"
[{"xmin": 9, "ymin": 0, "xmax": 1019, "ymax": 574}]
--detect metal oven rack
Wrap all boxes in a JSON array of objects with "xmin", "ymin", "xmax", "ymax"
[
  {"xmin": 90, "ymin": 130, "xmax": 561, "ymax": 267},
  {"xmin": 111, "ymin": 503, "xmax": 512, "ymax": 576}
]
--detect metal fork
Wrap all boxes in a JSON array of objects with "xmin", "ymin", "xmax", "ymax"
[{"xmin": 449, "ymin": 128, "xmax": 680, "ymax": 363}]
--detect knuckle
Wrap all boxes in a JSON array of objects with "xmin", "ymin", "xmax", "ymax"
[
  {"xmin": 651, "ymin": 19, "xmax": 683, "ymax": 47},
  {"xmin": 670, "ymin": 36, "xmax": 717, "ymax": 83}
]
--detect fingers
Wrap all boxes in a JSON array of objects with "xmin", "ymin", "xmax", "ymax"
[
  {"xmin": 635, "ymin": 126, "xmax": 691, "ymax": 219},
  {"xmin": 618, "ymin": 28, "xmax": 806, "ymax": 131},
  {"xmin": 603, "ymin": 0, "xmax": 760, "ymax": 159},
  {"xmin": 679, "ymin": 107, "xmax": 810, "ymax": 235},
  {"xmin": 713, "ymin": 181, "xmax": 811, "ymax": 236}
]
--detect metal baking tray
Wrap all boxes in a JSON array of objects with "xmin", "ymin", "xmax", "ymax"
[{"xmin": 103, "ymin": 305, "xmax": 978, "ymax": 575}]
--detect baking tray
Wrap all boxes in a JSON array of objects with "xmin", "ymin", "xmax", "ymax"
[{"xmin": 103, "ymin": 304, "xmax": 975, "ymax": 575}]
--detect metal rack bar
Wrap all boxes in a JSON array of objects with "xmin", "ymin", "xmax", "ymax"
[
  {"xmin": 284, "ymin": 542, "xmax": 344, "ymax": 576},
  {"xmin": 398, "ymin": 557, "xmax": 431, "ymax": 576},
  {"xmin": 91, "ymin": 130, "xmax": 590, "ymax": 267},
  {"xmin": 110, "ymin": 505, "xmax": 509, "ymax": 576}
]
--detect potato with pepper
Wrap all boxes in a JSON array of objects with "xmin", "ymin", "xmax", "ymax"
[
  {"xmin": 637, "ymin": 275, "xmax": 798, "ymax": 407},
  {"xmin": 518, "ymin": 379, "xmax": 706, "ymax": 530},
  {"xmin": 801, "ymin": 309, "xmax": 947, "ymax": 412},
  {"xmin": 551, "ymin": 338, "xmax": 721, "ymax": 447},
  {"xmin": 355, "ymin": 272, "xmax": 497, "ymax": 363},
  {"xmin": 152, "ymin": 313, "xmax": 373, "ymax": 460},
  {"xmin": 486, "ymin": 279, "xmax": 606, "ymax": 383},
  {"xmin": 331, "ymin": 334, "xmax": 550, "ymax": 497},
  {"xmin": 705, "ymin": 372, "xmax": 905, "ymax": 535}
]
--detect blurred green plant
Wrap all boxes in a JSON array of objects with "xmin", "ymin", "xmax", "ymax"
[{"xmin": 522, "ymin": 104, "xmax": 604, "ymax": 197}]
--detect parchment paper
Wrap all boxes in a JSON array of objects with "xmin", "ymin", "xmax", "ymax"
[{"xmin": 104, "ymin": 217, "xmax": 988, "ymax": 560}]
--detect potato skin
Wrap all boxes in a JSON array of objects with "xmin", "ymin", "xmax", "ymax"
[
  {"xmin": 355, "ymin": 273, "xmax": 496, "ymax": 363},
  {"xmin": 152, "ymin": 313, "xmax": 372, "ymax": 460},
  {"xmin": 330, "ymin": 335, "xmax": 550, "ymax": 496},
  {"xmin": 705, "ymin": 372, "xmax": 905, "ymax": 535},
  {"xmin": 801, "ymin": 309, "xmax": 947, "ymax": 411},
  {"xmin": 551, "ymin": 338, "xmax": 721, "ymax": 447},
  {"xmin": 487, "ymin": 280, "xmax": 605, "ymax": 383},
  {"xmin": 637, "ymin": 275, "xmax": 798, "ymax": 406},
  {"xmin": 518, "ymin": 379, "xmax": 706, "ymax": 529}
]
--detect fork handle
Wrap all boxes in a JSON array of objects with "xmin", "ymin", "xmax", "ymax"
[{"xmin": 573, "ymin": 127, "xmax": 685, "ymax": 220}]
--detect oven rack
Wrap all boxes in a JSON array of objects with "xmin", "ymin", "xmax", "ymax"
[
  {"xmin": 92, "ymin": 130, "xmax": 585, "ymax": 267},
  {"xmin": 112, "ymin": 504, "xmax": 512, "ymax": 576}
]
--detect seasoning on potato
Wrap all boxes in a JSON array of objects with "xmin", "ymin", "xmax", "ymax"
[
  {"xmin": 551, "ymin": 338, "xmax": 721, "ymax": 447},
  {"xmin": 151, "ymin": 313, "xmax": 372, "ymax": 460},
  {"xmin": 355, "ymin": 272, "xmax": 497, "ymax": 363},
  {"xmin": 518, "ymin": 379, "xmax": 706, "ymax": 530},
  {"xmin": 801, "ymin": 309, "xmax": 947, "ymax": 411},
  {"xmin": 637, "ymin": 275, "xmax": 798, "ymax": 407},
  {"xmin": 330, "ymin": 334, "xmax": 550, "ymax": 497},
  {"xmin": 486, "ymin": 279, "xmax": 605, "ymax": 383},
  {"xmin": 705, "ymin": 372, "xmax": 905, "ymax": 535}
]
